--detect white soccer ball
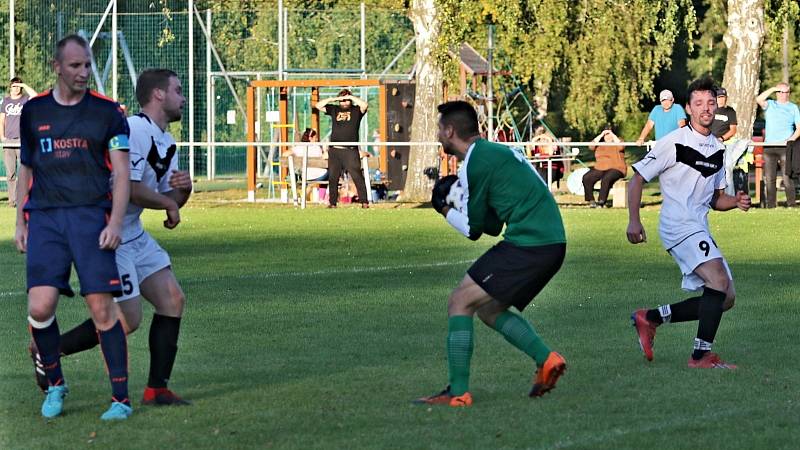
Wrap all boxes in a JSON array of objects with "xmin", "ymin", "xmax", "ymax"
[{"xmin": 445, "ymin": 180, "xmax": 464, "ymax": 210}]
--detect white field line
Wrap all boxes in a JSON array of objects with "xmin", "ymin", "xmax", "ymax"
[
  {"xmin": 535, "ymin": 405, "xmax": 761, "ymax": 450},
  {"xmin": 0, "ymin": 259, "xmax": 473, "ymax": 298}
]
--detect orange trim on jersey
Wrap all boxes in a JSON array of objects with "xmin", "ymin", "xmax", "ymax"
[
  {"xmin": 30, "ymin": 89, "xmax": 51, "ymax": 100},
  {"xmin": 88, "ymin": 90, "xmax": 116, "ymax": 103}
]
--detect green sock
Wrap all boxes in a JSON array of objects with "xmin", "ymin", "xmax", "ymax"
[
  {"xmin": 494, "ymin": 310, "xmax": 551, "ymax": 367},
  {"xmin": 447, "ymin": 315, "xmax": 474, "ymax": 396}
]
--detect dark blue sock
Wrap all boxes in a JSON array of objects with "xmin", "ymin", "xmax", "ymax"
[
  {"xmin": 98, "ymin": 320, "xmax": 129, "ymax": 405},
  {"xmin": 30, "ymin": 316, "xmax": 65, "ymax": 387}
]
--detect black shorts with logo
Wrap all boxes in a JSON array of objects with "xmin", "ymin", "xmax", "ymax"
[{"xmin": 467, "ymin": 241, "xmax": 566, "ymax": 311}]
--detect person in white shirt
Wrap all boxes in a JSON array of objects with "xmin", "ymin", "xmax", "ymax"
[
  {"xmin": 51, "ymin": 69, "xmax": 193, "ymax": 405},
  {"xmin": 627, "ymin": 77, "xmax": 751, "ymax": 370}
]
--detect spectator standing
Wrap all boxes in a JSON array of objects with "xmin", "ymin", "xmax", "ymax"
[
  {"xmin": 315, "ymin": 89, "xmax": 370, "ymax": 208},
  {"xmin": 756, "ymin": 82, "xmax": 800, "ymax": 207},
  {"xmin": 636, "ymin": 89, "xmax": 687, "ymax": 146},
  {"xmin": 582, "ymin": 127, "xmax": 627, "ymax": 208},
  {"xmin": 711, "ymin": 88, "xmax": 738, "ymax": 142},
  {"xmin": 1, "ymin": 77, "xmax": 37, "ymax": 206}
]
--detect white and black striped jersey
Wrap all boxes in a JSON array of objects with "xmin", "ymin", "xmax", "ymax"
[
  {"xmin": 121, "ymin": 113, "xmax": 179, "ymax": 242},
  {"xmin": 632, "ymin": 125, "xmax": 726, "ymax": 250}
]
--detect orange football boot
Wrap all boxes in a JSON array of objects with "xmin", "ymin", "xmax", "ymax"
[
  {"xmin": 631, "ymin": 309, "xmax": 658, "ymax": 361},
  {"xmin": 687, "ymin": 352, "xmax": 737, "ymax": 369},
  {"xmin": 529, "ymin": 351, "xmax": 566, "ymax": 397}
]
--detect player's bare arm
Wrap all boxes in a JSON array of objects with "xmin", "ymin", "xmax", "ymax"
[
  {"xmin": 130, "ymin": 181, "xmax": 182, "ymax": 229},
  {"xmin": 99, "ymin": 149, "xmax": 130, "ymax": 249},
  {"xmin": 0, "ymin": 113, "xmax": 6, "ymax": 141},
  {"xmin": 710, "ymin": 189, "xmax": 751, "ymax": 212},
  {"xmin": 14, "ymin": 165, "xmax": 32, "ymax": 253},
  {"xmin": 626, "ymin": 172, "xmax": 647, "ymax": 244}
]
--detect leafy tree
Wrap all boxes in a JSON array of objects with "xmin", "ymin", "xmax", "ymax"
[{"xmin": 437, "ymin": 0, "xmax": 697, "ymax": 137}]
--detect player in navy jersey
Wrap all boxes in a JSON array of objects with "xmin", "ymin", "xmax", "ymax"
[
  {"xmin": 15, "ymin": 35, "xmax": 133, "ymax": 420},
  {"xmin": 627, "ymin": 77, "xmax": 751, "ymax": 369},
  {"xmin": 52, "ymin": 69, "xmax": 192, "ymax": 406}
]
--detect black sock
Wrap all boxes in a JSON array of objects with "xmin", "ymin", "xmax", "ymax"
[
  {"xmin": 60, "ymin": 318, "xmax": 100, "ymax": 356},
  {"xmin": 645, "ymin": 309, "xmax": 663, "ymax": 324},
  {"xmin": 669, "ymin": 297, "xmax": 702, "ymax": 323},
  {"xmin": 693, "ymin": 287, "xmax": 726, "ymax": 359},
  {"xmin": 646, "ymin": 296, "xmax": 703, "ymax": 325},
  {"xmin": 148, "ymin": 314, "xmax": 182, "ymax": 389}
]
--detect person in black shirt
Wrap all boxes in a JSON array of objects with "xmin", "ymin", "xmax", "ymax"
[
  {"xmin": 315, "ymin": 88, "xmax": 370, "ymax": 208},
  {"xmin": 710, "ymin": 88, "xmax": 738, "ymax": 142}
]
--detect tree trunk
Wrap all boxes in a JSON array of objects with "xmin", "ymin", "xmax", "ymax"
[
  {"xmin": 404, "ymin": 0, "xmax": 443, "ymax": 202},
  {"xmin": 722, "ymin": 0, "xmax": 765, "ymax": 140},
  {"xmin": 533, "ymin": 80, "xmax": 549, "ymax": 121}
]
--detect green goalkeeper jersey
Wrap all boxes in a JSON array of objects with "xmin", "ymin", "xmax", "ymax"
[{"xmin": 445, "ymin": 139, "xmax": 566, "ymax": 247}]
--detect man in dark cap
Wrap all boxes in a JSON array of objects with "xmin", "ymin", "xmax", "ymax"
[{"xmin": 711, "ymin": 88, "xmax": 738, "ymax": 143}]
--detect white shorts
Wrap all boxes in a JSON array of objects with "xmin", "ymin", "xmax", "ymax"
[
  {"xmin": 667, "ymin": 231, "xmax": 732, "ymax": 292},
  {"xmin": 114, "ymin": 231, "xmax": 171, "ymax": 302}
]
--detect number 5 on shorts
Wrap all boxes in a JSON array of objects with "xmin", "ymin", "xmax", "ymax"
[{"xmin": 121, "ymin": 274, "xmax": 134, "ymax": 296}]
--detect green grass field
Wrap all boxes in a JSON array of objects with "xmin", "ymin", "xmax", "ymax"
[{"xmin": 1, "ymin": 197, "xmax": 798, "ymax": 449}]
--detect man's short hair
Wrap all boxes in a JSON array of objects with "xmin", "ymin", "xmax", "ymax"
[
  {"xmin": 10, "ymin": 77, "xmax": 22, "ymax": 84},
  {"xmin": 437, "ymin": 101, "xmax": 480, "ymax": 139},
  {"xmin": 54, "ymin": 34, "xmax": 90, "ymax": 62},
  {"xmin": 136, "ymin": 68, "xmax": 178, "ymax": 107},
  {"xmin": 687, "ymin": 77, "xmax": 716, "ymax": 102},
  {"xmin": 338, "ymin": 88, "xmax": 352, "ymax": 97}
]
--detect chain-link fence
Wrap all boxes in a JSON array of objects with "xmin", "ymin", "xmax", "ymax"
[{"xmin": 1, "ymin": 0, "xmax": 414, "ymax": 191}]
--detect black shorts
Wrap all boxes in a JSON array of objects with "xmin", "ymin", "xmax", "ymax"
[{"xmin": 467, "ymin": 241, "xmax": 566, "ymax": 311}]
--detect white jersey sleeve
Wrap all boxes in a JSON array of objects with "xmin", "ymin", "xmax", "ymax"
[
  {"xmin": 632, "ymin": 136, "xmax": 676, "ymax": 182},
  {"xmin": 127, "ymin": 117, "xmax": 149, "ymax": 182},
  {"xmin": 715, "ymin": 165, "xmax": 727, "ymax": 191}
]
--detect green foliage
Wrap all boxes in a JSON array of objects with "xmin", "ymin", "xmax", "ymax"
[
  {"xmin": 437, "ymin": 1, "xmax": 698, "ymax": 137},
  {"xmin": 686, "ymin": 0, "xmax": 728, "ymax": 82},
  {"xmin": 765, "ymin": 0, "xmax": 800, "ymax": 50},
  {"xmin": 763, "ymin": 0, "xmax": 800, "ymax": 86}
]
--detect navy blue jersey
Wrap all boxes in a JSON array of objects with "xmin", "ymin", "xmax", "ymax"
[{"xmin": 20, "ymin": 90, "xmax": 129, "ymax": 209}]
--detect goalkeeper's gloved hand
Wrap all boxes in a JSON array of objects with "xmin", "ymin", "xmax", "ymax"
[{"xmin": 431, "ymin": 175, "xmax": 458, "ymax": 214}]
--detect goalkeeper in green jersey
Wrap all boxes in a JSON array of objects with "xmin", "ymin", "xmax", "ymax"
[{"xmin": 414, "ymin": 101, "xmax": 567, "ymax": 407}]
